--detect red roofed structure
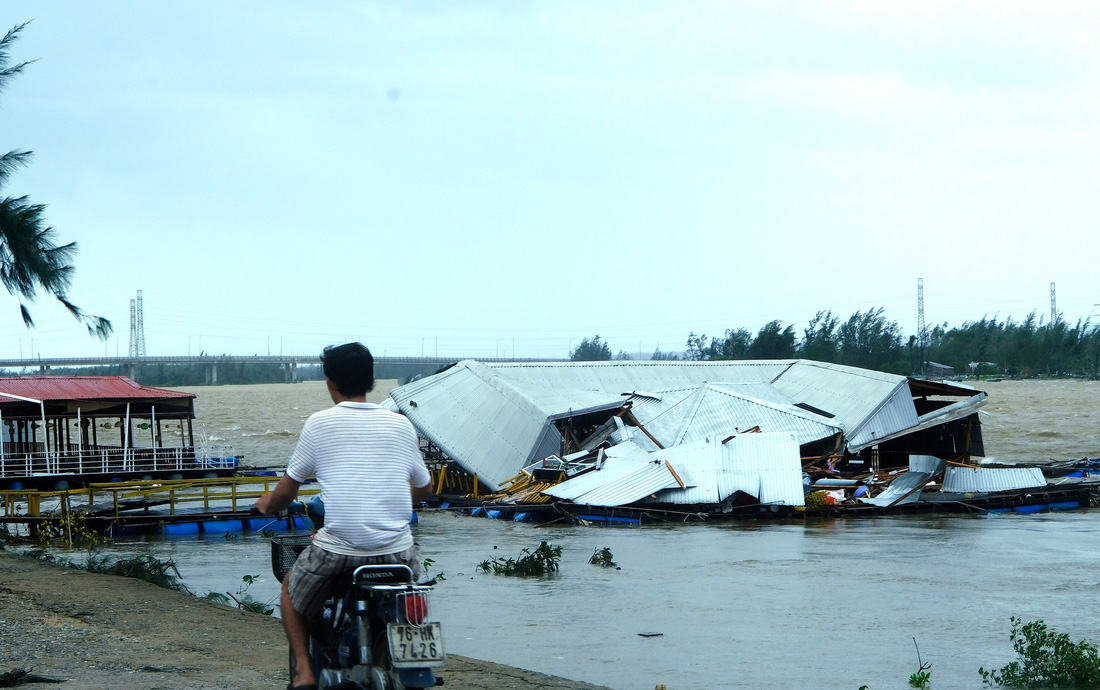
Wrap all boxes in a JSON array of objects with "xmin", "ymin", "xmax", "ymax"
[{"xmin": 0, "ymin": 376, "xmax": 233, "ymax": 490}]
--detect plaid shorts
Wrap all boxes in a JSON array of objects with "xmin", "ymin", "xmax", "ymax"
[{"xmin": 286, "ymin": 542, "xmax": 423, "ymax": 617}]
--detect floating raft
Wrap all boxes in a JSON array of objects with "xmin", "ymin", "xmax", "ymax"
[
  {"xmin": 433, "ymin": 479, "xmax": 1100, "ymax": 525},
  {"xmin": 0, "ymin": 476, "xmax": 320, "ymax": 537}
]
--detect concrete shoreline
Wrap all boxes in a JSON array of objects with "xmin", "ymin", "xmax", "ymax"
[{"xmin": 0, "ymin": 549, "xmax": 613, "ymax": 689}]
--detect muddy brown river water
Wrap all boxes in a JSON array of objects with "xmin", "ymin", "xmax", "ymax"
[{"xmin": 95, "ymin": 378, "xmax": 1100, "ymax": 689}]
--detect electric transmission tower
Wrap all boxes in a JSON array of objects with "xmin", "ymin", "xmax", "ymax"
[
  {"xmin": 1050, "ymin": 282, "xmax": 1057, "ymax": 326},
  {"xmin": 917, "ymin": 278, "xmax": 927, "ymax": 376},
  {"xmin": 128, "ymin": 290, "xmax": 146, "ymax": 358}
]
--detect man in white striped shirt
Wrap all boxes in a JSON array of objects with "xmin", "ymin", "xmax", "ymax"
[{"xmin": 256, "ymin": 342, "xmax": 433, "ymax": 690}]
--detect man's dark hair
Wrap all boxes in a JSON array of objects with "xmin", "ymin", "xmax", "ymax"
[{"xmin": 321, "ymin": 343, "xmax": 375, "ymax": 397}]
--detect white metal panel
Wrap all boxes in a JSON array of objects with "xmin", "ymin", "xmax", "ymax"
[
  {"xmin": 855, "ymin": 392, "xmax": 988, "ymax": 450},
  {"xmin": 860, "ymin": 472, "xmax": 931, "ymax": 507},
  {"xmin": 631, "ymin": 384, "xmax": 842, "ymax": 448},
  {"xmin": 572, "ymin": 462, "xmax": 689, "ymax": 506},
  {"xmin": 389, "ymin": 362, "xmax": 546, "ymax": 491},
  {"xmin": 646, "ymin": 432, "xmax": 804, "ymax": 506},
  {"xmin": 543, "ymin": 443, "xmax": 653, "ymax": 500},
  {"xmin": 941, "ymin": 466, "xmax": 1046, "ymax": 493},
  {"xmin": 491, "ymin": 360, "xmax": 795, "ymax": 394},
  {"xmin": 542, "ymin": 442, "xmax": 687, "ymax": 505},
  {"xmin": 771, "ymin": 361, "xmax": 905, "ymax": 436},
  {"xmin": 847, "ymin": 380, "xmax": 921, "ymax": 449},
  {"xmin": 909, "ymin": 455, "xmax": 946, "ymax": 474}
]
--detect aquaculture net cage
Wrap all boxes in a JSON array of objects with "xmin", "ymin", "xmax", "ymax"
[{"xmin": 270, "ymin": 534, "xmax": 314, "ymax": 583}]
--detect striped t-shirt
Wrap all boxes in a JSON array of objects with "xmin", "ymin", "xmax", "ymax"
[{"xmin": 287, "ymin": 401, "xmax": 431, "ymax": 557}]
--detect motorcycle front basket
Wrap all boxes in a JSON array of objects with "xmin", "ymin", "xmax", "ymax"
[{"xmin": 270, "ymin": 534, "xmax": 313, "ymax": 583}]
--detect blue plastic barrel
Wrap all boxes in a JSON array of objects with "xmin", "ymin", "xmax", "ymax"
[
  {"xmin": 164, "ymin": 522, "xmax": 200, "ymax": 536},
  {"xmin": 204, "ymin": 519, "xmax": 244, "ymax": 533},
  {"xmin": 250, "ymin": 517, "xmax": 287, "ymax": 532},
  {"xmin": 1048, "ymin": 501, "xmax": 1079, "ymax": 511}
]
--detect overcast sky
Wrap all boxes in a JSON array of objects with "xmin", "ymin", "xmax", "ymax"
[{"xmin": 2, "ymin": 1, "xmax": 1098, "ymax": 360}]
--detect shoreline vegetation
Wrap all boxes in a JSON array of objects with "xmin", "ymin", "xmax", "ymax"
[{"xmin": 4, "ymin": 306, "xmax": 1097, "ymax": 387}]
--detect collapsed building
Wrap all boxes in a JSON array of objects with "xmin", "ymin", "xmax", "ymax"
[{"xmin": 378, "ymin": 358, "xmax": 1093, "ymax": 518}]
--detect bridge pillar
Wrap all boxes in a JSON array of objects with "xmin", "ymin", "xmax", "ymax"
[
  {"xmin": 283, "ymin": 362, "xmax": 297, "ymax": 383},
  {"xmin": 128, "ymin": 363, "xmax": 136, "ymax": 380},
  {"xmin": 39, "ymin": 365, "xmax": 51, "ymax": 374},
  {"xmin": 205, "ymin": 363, "xmax": 218, "ymax": 385}
]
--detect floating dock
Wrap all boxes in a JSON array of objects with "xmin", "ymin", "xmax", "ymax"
[{"xmin": 0, "ymin": 475, "xmax": 320, "ymax": 539}]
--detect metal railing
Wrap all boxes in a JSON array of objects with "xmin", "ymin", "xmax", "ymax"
[{"xmin": 0, "ymin": 446, "xmax": 198, "ymax": 478}]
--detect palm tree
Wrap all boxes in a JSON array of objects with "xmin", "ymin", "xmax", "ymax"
[{"xmin": 1, "ymin": 22, "xmax": 110, "ymax": 339}]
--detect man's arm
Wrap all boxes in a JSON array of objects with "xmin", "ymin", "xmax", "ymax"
[{"xmin": 255, "ymin": 474, "xmax": 302, "ymax": 515}]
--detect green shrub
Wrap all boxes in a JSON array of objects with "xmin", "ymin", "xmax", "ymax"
[
  {"xmin": 23, "ymin": 549, "xmax": 190, "ymax": 593},
  {"xmin": 84, "ymin": 553, "xmax": 191, "ymax": 593},
  {"xmin": 479, "ymin": 541, "xmax": 562, "ymax": 576},
  {"xmin": 205, "ymin": 574, "xmax": 274, "ymax": 615},
  {"xmin": 980, "ymin": 617, "xmax": 1100, "ymax": 688},
  {"xmin": 588, "ymin": 547, "xmax": 617, "ymax": 568}
]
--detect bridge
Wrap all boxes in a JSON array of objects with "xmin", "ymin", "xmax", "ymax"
[{"xmin": 0, "ymin": 355, "xmax": 480, "ymax": 384}]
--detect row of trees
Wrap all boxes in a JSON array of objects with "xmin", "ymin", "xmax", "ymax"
[{"xmin": 571, "ymin": 308, "xmax": 1100, "ymax": 379}]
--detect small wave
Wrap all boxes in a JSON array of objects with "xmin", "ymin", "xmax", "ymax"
[
  {"xmin": 1030, "ymin": 431, "xmax": 1060, "ymax": 438},
  {"xmin": 239, "ymin": 430, "xmax": 296, "ymax": 438}
]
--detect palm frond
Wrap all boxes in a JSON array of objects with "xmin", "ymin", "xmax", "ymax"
[
  {"xmin": 0, "ymin": 22, "xmax": 36, "ymax": 94},
  {"xmin": 56, "ymin": 294, "xmax": 113, "ymax": 340},
  {"xmin": 0, "ymin": 20, "xmax": 111, "ymax": 341},
  {"xmin": 0, "ymin": 150, "xmax": 32, "ymax": 189}
]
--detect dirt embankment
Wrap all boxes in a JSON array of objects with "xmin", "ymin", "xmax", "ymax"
[{"xmin": 0, "ymin": 550, "xmax": 611, "ymax": 690}]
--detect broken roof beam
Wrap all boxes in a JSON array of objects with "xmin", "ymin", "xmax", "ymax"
[{"xmin": 618, "ymin": 404, "xmax": 664, "ymax": 449}]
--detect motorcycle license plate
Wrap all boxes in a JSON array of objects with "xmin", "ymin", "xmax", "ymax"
[{"xmin": 387, "ymin": 622, "xmax": 446, "ymax": 667}]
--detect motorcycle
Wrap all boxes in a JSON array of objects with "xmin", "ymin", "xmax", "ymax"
[{"xmin": 270, "ymin": 534, "xmax": 446, "ymax": 689}]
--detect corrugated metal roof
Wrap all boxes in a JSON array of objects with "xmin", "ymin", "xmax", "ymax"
[
  {"xmin": 847, "ymin": 380, "xmax": 921, "ymax": 450},
  {"xmin": 860, "ymin": 472, "xmax": 932, "ymax": 507},
  {"xmin": 770, "ymin": 362, "xmax": 906, "ymax": 440},
  {"xmin": 542, "ymin": 442, "xmax": 690, "ymax": 506},
  {"xmin": 386, "ymin": 359, "xmax": 985, "ymax": 497},
  {"xmin": 491, "ymin": 360, "xmax": 796, "ymax": 394},
  {"xmin": 389, "ymin": 363, "xmax": 547, "ymax": 490},
  {"xmin": 630, "ymin": 383, "xmax": 842, "ymax": 448},
  {"xmin": 0, "ymin": 376, "xmax": 194, "ymax": 403},
  {"xmin": 643, "ymin": 432, "xmax": 804, "ymax": 506},
  {"xmin": 909, "ymin": 455, "xmax": 947, "ymax": 474},
  {"xmin": 941, "ymin": 466, "xmax": 1046, "ymax": 493},
  {"xmin": 860, "ymin": 392, "xmax": 988, "ymax": 450}
]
